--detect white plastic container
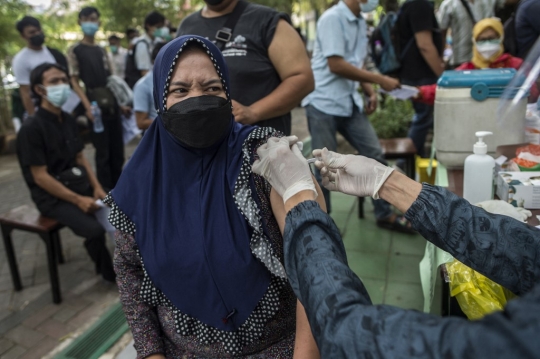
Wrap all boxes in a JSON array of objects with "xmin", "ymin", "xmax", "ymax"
[
  {"xmin": 463, "ymin": 131, "xmax": 495, "ymax": 204},
  {"xmin": 525, "ymin": 103, "xmax": 540, "ymax": 144},
  {"xmin": 434, "ymin": 69, "xmax": 526, "ymax": 169}
]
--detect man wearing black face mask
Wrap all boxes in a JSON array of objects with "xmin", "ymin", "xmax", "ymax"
[
  {"xmin": 177, "ymin": 0, "xmax": 314, "ymax": 136},
  {"xmin": 13, "ymin": 16, "xmax": 70, "ymax": 117}
]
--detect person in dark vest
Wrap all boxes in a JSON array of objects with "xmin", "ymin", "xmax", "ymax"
[
  {"xmin": 17, "ymin": 63, "xmax": 115, "ymax": 283},
  {"xmin": 124, "ymin": 11, "xmax": 167, "ymax": 88},
  {"xmin": 515, "ymin": 0, "xmax": 540, "ymax": 58},
  {"xmin": 177, "ymin": 0, "xmax": 314, "ymax": 135},
  {"xmin": 13, "ymin": 16, "xmax": 70, "ymax": 117}
]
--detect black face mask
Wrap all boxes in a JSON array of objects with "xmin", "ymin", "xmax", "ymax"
[
  {"xmin": 162, "ymin": 96, "xmax": 232, "ymax": 149},
  {"xmin": 204, "ymin": 0, "xmax": 225, "ymax": 6},
  {"xmin": 30, "ymin": 33, "xmax": 45, "ymax": 47}
]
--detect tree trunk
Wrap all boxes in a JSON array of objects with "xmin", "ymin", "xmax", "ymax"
[{"xmin": 0, "ymin": 81, "xmax": 11, "ymax": 138}]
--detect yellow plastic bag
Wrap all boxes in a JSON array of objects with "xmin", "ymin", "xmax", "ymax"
[{"xmin": 445, "ymin": 259, "xmax": 516, "ymax": 320}]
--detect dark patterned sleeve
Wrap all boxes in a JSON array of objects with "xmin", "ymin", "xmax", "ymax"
[
  {"xmin": 405, "ymin": 184, "xmax": 540, "ymax": 296},
  {"xmin": 284, "ymin": 200, "xmax": 540, "ymax": 359},
  {"xmin": 114, "ymin": 231, "xmax": 164, "ymax": 359}
]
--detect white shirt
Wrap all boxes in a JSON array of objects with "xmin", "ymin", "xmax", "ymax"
[
  {"xmin": 134, "ymin": 34, "xmax": 156, "ymax": 72},
  {"xmin": 13, "ymin": 47, "xmax": 56, "ymax": 85},
  {"xmin": 108, "ymin": 47, "xmax": 128, "ymax": 78}
]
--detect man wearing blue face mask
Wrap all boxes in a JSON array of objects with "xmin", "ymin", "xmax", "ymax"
[
  {"xmin": 16, "ymin": 63, "xmax": 115, "ymax": 283},
  {"xmin": 303, "ymin": 0, "xmax": 413, "ymax": 233},
  {"xmin": 108, "ymin": 34, "xmax": 128, "ymax": 79},
  {"xmin": 68, "ymin": 6, "xmax": 125, "ymax": 191},
  {"xmin": 124, "ymin": 11, "xmax": 167, "ymax": 89}
]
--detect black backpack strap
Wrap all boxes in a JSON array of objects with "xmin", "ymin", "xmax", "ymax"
[
  {"xmin": 47, "ymin": 47, "xmax": 69, "ymax": 74},
  {"xmin": 459, "ymin": 0, "xmax": 477, "ymax": 25},
  {"xmin": 214, "ymin": 0, "xmax": 249, "ymax": 51},
  {"xmin": 132, "ymin": 39, "xmax": 150, "ymax": 68}
]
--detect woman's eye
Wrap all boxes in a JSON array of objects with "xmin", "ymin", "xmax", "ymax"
[
  {"xmin": 207, "ymin": 87, "xmax": 222, "ymax": 92},
  {"xmin": 171, "ymin": 88, "xmax": 187, "ymax": 94}
]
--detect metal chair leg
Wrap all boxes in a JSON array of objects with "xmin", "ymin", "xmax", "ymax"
[
  {"xmin": 1, "ymin": 225, "xmax": 22, "ymax": 291},
  {"xmin": 406, "ymin": 156, "xmax": 415, "ymax": 179},
  {"xmin": 358, "ymin": 197, "xmax": 365, "ymax": 219}
]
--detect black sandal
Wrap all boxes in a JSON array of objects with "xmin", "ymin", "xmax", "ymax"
[{"xmin": 376, "ymin": 215, "xmax": 416, "ymax": 235}]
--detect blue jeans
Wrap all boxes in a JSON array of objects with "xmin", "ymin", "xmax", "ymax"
[
  {"xmin": 306, "ymin": 104, "xmax": 393, "ymax": 220},
  {"xmin": 402, "ymin": 78, "xmax": 436, "ymax": 158}
]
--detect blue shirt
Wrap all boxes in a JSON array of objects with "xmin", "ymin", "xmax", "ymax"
[
  {"xmin": 284, "ymin": 186, "xmax": 540, "ymax": 358},
  {"xmin": 133, "ymin": 71, "xmax": 157, "ymax": 121},
  {"xmin": 302, "ymin": 1, "xmax": 368, "ymax": 117}
]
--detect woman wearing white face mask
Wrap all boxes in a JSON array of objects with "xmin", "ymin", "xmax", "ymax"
[{"xmin": 416, "ymin": 18, "xmax": 535, "ymax": 105}]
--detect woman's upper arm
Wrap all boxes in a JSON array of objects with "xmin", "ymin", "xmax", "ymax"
[{"xmin": 270, "ymin": 175, "xmax": 327, "ymax": 234}]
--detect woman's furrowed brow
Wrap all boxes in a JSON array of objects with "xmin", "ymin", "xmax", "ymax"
[
  {"xmin": 169, "ymin": 79, "xmax": 221, "ymax": 87},
  {"xmin": 170, "ymin": 81, "xmax": 191, "ymax": 87},
  {"xmin": 201, "ymin": 79, "xmax": 222, "ymax": 86}
]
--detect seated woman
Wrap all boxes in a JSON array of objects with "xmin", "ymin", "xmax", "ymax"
[
  {"xmin": 417, "ymin": 18, "xmax": 526, "ymax": 105},
  {"xmin": 105, "ymin": 35, "xmax": 324, "ymax": 358}
]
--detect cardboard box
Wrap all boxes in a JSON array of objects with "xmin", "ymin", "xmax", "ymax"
[{"xmin": 496, "ymin": 171, "xmax": 540, "ymax": 209}]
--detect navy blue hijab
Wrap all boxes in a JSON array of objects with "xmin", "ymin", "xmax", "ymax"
[{"xmin": 111, "ymin": 36, "xmax": 270, "ymax": 331}]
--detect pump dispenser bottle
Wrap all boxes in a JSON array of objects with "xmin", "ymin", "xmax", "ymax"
[{"xmin": 463, "ymin": 131, "xmax": 495, "ymax": 204}]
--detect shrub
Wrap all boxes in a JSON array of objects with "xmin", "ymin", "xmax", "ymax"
[{"xmin": 368, "ymin": 95, "xmax": 414, "ymax": 139}]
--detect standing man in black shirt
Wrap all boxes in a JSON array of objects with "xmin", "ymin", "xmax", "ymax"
[
  {"xmin": 68, "ymin": 6, "xmax": 125, "ymax": 190},
  {"xmin": 17, "ymin": 63, "xmax": 115, "ymax": 282},
  {"xmin": 177, "ymin": 0, "xmax": 314, "ymax": 135},
  {"xmin": 396, "ymin": 0, "xmax": 444, "ymax": 158}
]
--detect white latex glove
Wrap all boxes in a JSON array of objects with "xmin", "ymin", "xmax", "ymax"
[
  {"xmin": 252, "ymin": 137, "xmax": 317, "ymax": 203},
  {"xmin": 313, "ymin": 148, "xmax": 394, "ymax": 199},
  {"xmin": 284, "ymin": 135, "xmax": 299, "ymax": 147},
  {"xmin": 476, "ymin": 200, "xmax": 532, "ymax": 222}
]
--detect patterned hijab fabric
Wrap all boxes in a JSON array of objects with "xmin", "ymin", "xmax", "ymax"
[{"xmin": 108, "ymin": 36, "xmax": 288, "ymax": 353}]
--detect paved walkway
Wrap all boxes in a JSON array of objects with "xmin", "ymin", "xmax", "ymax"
[{"xmin": 0, "ymin": 138, "xmax": 139, "ymax": 359}]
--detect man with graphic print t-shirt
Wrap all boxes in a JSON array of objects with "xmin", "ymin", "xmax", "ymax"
[{"xmin": 177, "ymin": 0, "xmax": 314, "ymax": 135}]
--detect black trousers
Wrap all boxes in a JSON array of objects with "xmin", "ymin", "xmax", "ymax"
[
  {"xmin": 42, "ymin": 200, "xmax": 115, "ymax": 282},
  {"xmin": 90, "ymin": 114, "xmax": 124, "ymax": 191}
]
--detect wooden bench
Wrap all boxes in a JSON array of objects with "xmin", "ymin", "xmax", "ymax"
[
  {"xmin": 0, "ymin": 205, "xmax": 65, "ymax": 304},
  {"xmin": 379, "ymin": 138, "xmax": 417, "ymax": 178},
  {"xmin": 358, "ymin": 138, "xmax": 417, "ymax": 218}
]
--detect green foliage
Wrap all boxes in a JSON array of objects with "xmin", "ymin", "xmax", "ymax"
[
  {"xmin": 368, "ymin": 96, "xmax": 414, "ymax": 139},
  {"xmin": 35, "ymin": 13, "xmax": 80, "ymax": 53},
  {"xmin": 94, "ymin": 0, "xmax": 185, "ymax": 34},
  {"xmin": 0, "ymin": 0, "xmax": 30, "ymax": 59},
  {"xmin": 254, "ymin": 0, "xmax": 295, "ymax": 14}
]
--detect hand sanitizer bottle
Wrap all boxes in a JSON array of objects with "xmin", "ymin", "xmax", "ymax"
[{"xmin": 463, "ymin": 131, "xmax": 495, "ymax": 204}]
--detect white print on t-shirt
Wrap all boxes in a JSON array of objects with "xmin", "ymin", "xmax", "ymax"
[
  {"xmin": 223, "ymin": 35, "xmax": 248, "ymax": 57},
  {"xmin": 204, "ymin": 34, "xmax": 248, "ymax": 57}
]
